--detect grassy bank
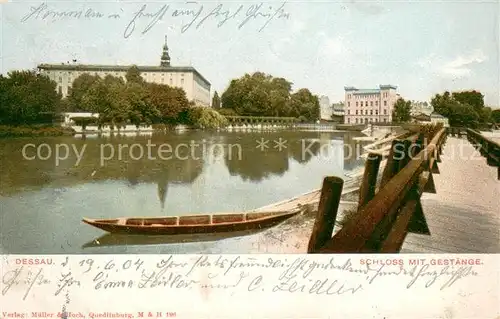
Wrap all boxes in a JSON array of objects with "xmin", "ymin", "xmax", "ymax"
[{"xmin": 0, "ymin": 125, "xmax": 76, "ymax": 138}]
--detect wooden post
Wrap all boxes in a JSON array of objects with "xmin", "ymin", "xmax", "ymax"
[
  {"xmin": 307, "ymin": 176, "xmax": 344, "ymax": 253},
  {"xmin": 411, "ymin": 133, "xmax": 425, "ymax": 157},
  {"xmin": 380, "ymin": 140, "xmax": 405, "ymax": 188},
  {"xmin": 358, "ymin": 153, "xmax": 382, "ymax": 210},
  {"xmin": 398, "ymin": 139, "xmax": 412, "ymax": 171}
]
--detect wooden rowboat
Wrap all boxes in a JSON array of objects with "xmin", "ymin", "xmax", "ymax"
[{"xmin": 82, "ymin": 208, "xmax": 303, "ymax": 235}]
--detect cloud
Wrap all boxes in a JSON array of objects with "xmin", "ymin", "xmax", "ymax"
[
  {"xmin": 440, "ymin": 50, "xmax": 487, "ymax": 78},
  {"xmin": 417, "ymin": 50, "xmax": 487, "ymax": 79}
]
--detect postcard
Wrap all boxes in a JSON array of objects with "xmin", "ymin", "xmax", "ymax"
[{"xmin": 0, "ymin": 0, "xmax": 499, "ymax": 318}]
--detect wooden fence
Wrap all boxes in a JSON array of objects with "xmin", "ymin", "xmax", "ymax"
[
  {"xmin": 307, "ymin": 126, "xmax": 447, "ymax": 253},
  {"xmin": 464, "ymin": 128, "xmax": 500, "ymax": 180}
]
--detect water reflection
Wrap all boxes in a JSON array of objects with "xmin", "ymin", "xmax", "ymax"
[
  {"xmin": 0, "ymin": 130, "xmax": 366, "ymax": 199},
  {"xmin": 0, "ymin": 130, "xmax": 369, "ymax": 254},
  {"xmin": 82, "ymin": 229, "xmax": 270, "ymax": 249}
]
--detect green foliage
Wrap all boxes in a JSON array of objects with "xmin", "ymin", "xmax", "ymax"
[
  {"xmin": 492, "ymin": 109, "xmax": 500, "ymax": 123},
  {"xmin": 187, "ymin": 107, "xmax": 228, "ymax": 129},
  {"xmin": 218, "ymin": 108, "xmax": 238, "ymax": 116},
  {"xmin": 67, "ymin": 67, "xmax": 189, "ymax": 127},
  {"xmin": 431, "ymin": 90, "xmax": 488, "ymax": 128},
  {"xmin": 0, "ymin": 125, "xmax": 75, "ymax": 138},
  {"xmin": 392, "ymin": 98, "xmax": 412, "ymax": 122},
  {"xmin": 220, "ymin": 72, "xmax": 319, "ymax": 120},
  {"xmin": 451, "ymin": 91, "xmax": 484, "ymax": 110},
  {"xmin": 212, "ymin": 91, "xmax": 221, "ymax": 108},
  {"xmin": 125, "ymin": 65, "xmax": 144, "ymax": 84},
  {"xmin": 67, "ymin": 74, "xmax": 101, "ymax": 111},
  {"xmin": 146, "ymin": 83, "xmax": 189, "ymax": 123},
  {"xmin": 0, "ymin": 71, "xmax": 61, "ymax": 125}
]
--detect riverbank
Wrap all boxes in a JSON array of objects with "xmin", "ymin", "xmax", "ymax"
[{"xmin": 0, "ymin": 125, "xmax": 76, "ymax": 138}]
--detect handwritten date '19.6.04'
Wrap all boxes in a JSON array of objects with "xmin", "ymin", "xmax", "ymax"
[{"xmin": 1, "ymin": 256, "xmax": 479, "ymax": 300}]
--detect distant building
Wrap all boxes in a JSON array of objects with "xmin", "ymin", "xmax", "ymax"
[
  {"xmin": 411, "ymin": 112, "xmax": 431, "ymax": 123},
  {"xmin": 61, "ymin": 112, "xmax": 99, "ymax": 126},
  {"xmin": 410, "ymin": 101, "xmax": 433, "ymax": 115},
  {"xmin": 319, "ymin": 95, "xmax": 332, "ymax": 120},
  {"xmin": 331, "ymin": 102, "xmax": 344, "ymax": 123},
  {"xmin": 430, "ymin": 112, "xmax": 449, "ymax": 127},
  {"xmin": 344, "ymin": 85, "xmax": 400, "ymax": 124},
  {"xmin": 37, "ymin": 36, "xmax": 211, "ymax": 106}
]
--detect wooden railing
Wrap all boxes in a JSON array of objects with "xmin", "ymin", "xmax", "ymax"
[
  {"xmin": 307, "ymin": 126, "xmax": 447, "ymax": 253},
  {"xmin": 464, "ymin": 128, "xmax": 500, "ymax": 180}
]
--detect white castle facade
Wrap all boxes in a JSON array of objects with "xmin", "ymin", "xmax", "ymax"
[{"xmin": 37, "ymin": 36, "xmax": 211, "ymax": 106}]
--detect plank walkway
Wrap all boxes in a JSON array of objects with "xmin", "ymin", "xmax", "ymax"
[{"xmin": 401, "ymin": 136, "xmax": 500, "ymax": 253}]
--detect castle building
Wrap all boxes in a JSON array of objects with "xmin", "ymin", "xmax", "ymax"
[
  {"xmin": 319, "ymin": 95, "xmax": 332, "ymax": 120},
  {"xmin": 343, "ymin": 85, "xmax": 400, "ymax": 124},
  {"xmin": 37, "ymin": 36, "xmax": 211, "ymax": 106}
]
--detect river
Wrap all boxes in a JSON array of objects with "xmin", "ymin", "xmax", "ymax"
[{"xmin": 0, "ymin": 129, "xmax": 368, "ymax": 254}]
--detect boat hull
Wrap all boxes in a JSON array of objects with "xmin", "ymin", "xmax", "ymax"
[{"xmin": 82, "ymin": 211, "xmax": 300, "ymax": 235}]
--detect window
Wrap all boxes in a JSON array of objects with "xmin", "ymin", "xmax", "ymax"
[
  {"xmin": 170, "ymin": 79, "xmax": 173, "ymax": 85},
  {"xmin": 370, "ymin": 101, "xmax": 373, "ymax": 106},
  {"xmin": 356, "ymin": 102, "xmax": 358, "ymax": 107},
  {"xmin": 383, "ymin": 118, "xmax": 387, "ymax": 123},
  {"xmin": 375, "ymin": 110, "xmax": 378, "ymax": 115},
  {"xmin": 375, "ymin": 101, "xmax": 378, "ymax": 106},
  {"xmin": 384, "ymin": 109, "xmax": 387, "ymax": 115},
  {"xmin": 59, "ymin": 77, "xmax": 62, "ymax": 83},
  {"xmin": 356, "ymin": 110, "xmax": 358, "ymax": 115},
  {"xmin": 365, "ymin": 118, "xmax": 368, "ymax": 124},
  {"xmin": 347, "ymin": 118, "xmax": 351, "ymax": 123},
  {"xmin": 360, "ymin": 101, "xmax": 363, "ymax": 107},
  {"xmin": 181, "ymin": 79, "xmax": 184, "ymax": 85},
  {"xmin": 347, "ymin": 102, "xmax": 350, "ymax": 107},
  {"xmin": 384, "ymin": 101, "xmax": 387, "ymax": 106},
  {"xmin": 370, "ymin": 110, "xmax": 373, "ymax": 115},
  {"xmin": 347, "ymin": 110, "xmax": 350, "ymax": 115},
  {"xmin": 355, "ymin": 118, "xmax": 358, "ymax": 123}
]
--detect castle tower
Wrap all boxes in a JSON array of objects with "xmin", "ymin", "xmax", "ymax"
[{"xmin": 160, "ymin": 35, "xmax": 171, "ymax": 67}]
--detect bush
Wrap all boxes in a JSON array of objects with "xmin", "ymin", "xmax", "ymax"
[
  {"xmin": 187, "ymin": 107, "xmax": 228, "ymax": 129},
  {"xmin": 218, "ymin": 108, "xmax": 238, "ymax": 116},
  {"xmin": 0, "ymin": 125, "xmax": 76, "ymax": 138}
]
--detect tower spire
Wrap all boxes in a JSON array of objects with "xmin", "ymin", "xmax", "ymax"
[{"xmin": 160, "ymin": 35, "xmax": 171, "ymax": 67}]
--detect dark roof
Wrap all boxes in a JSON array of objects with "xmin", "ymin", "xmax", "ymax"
[
  {"xmin": 37, "ymin": 63, "xmax": 211, "ymax": 86},
  {"xmin": 344, "ymin": 84, "xmax": 398, "ymax": 93}
]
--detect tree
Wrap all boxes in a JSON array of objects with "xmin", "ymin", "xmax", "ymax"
[
  {"xmin": 288, "ymin": 88, "xmax": 320, "ymax": 121},
  {"xmin": 431, "ymin": 90, "xmax": 487, "ymax": 128},
  {"xmin": 125, "ymin": 65, "xmax": 144, "ymax": 84},
  {"xmin": 492, "ymin": 109, "xmax": 500, "ymax": 123},
  {"xmin": 392, "ymin": 98, "xmax": 412, "ymax": 122},
  {"xmin": 187, "ymin": 107, "xmax": 228, "ymax": 129},
  {"xmin": 212, "ymin": 91, "xmax": 221, "ymax": 108},
  {"xmin": 126, "ymin": 82, "xmax": 159, "ymax": 126},
  {"xmin": 68, "ymin": 73, "xmax": 101, "ymax": 111},
  {"xmin": 146, "ymin": 83, "xmax": 190, "ymax": 123},
  {"xmin": 221, "ymin": 72, "xmax": 321, "ymax": 119},
  {"xmin": 451, "ymin": 90, "xmax": 484, "ymax": 111},
  {"xmin": 0, "ymin": 70, "xmax": 61, "ymax": 125}
]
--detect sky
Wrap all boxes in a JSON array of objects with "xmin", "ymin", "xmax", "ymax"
[{"xmin": 1, "ymin": 0, "xmax": 499, "ymax": 106}]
